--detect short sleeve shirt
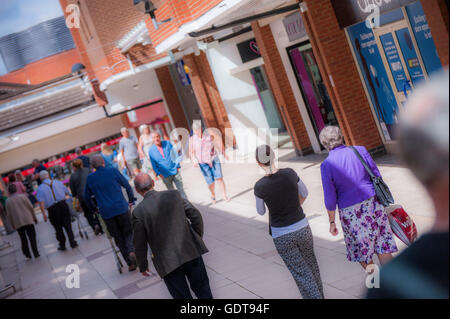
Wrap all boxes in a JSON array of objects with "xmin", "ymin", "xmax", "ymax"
[
  {"xmin": 119, "ymin": 136, "xmax": 139, "ymax": 161},
  {"xmin": 254, "ymin": 168, "xmax": 305, "ymax": 227}
]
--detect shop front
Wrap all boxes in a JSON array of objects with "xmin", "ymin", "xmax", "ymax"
[{"xmin": 335, "ymin": 0, "xmax": 444, "ymax": 143}]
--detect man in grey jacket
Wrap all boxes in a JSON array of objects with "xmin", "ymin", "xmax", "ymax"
[{"xmin": 132, "ymin": 173, "xmax": 212, "ymax": 299}]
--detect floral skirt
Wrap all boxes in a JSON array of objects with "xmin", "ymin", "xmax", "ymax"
[{"xmin": 339, "ymin": 197, "xmax": 398, "ymax": 264}]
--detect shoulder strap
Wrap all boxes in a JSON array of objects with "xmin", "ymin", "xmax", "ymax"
[
  {"xmin": 45, "ymin": 180, "xmax": 57, "ymax": 202},
  {"xmin": 350, "ymin": 146, "xmax": 375, "ymax": 179}
]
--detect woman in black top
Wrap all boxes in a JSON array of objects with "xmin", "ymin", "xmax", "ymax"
[{"xmin": 254, "ymin": 145, "xmax": 324, "ymax": 299}]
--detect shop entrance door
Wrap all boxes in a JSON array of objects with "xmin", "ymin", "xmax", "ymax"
[
  {"xmin": 288, "ymin": 42, "xmax": 337, "ymax": 140},
  {"xmin": 373, "ymin": 20, "xmax": 427, "ymax": 106}
]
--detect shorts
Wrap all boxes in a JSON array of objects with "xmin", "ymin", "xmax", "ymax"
[
  {"xmin": 199, "ymin": 157, "xmax": 223, "ymax": 185},
  {"xmin": 126, "ymin": 158, "xmax": 142, "ymax": 172}
]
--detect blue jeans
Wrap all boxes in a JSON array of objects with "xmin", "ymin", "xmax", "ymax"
[{"xmin": 199, "ymin": 157, "xmax": 223, "ymax": 185}]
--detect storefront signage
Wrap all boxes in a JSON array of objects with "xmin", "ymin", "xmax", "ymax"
[
  {"xmin": 283, "ymin": 12, "xmax": 307, "ymax": 42},
  {"xmin": 380, "ymin": 33, "xmax": 408, "ymax": 92},
  {"xmin": 395, "ymin": 27, "xmax": 425, "ymax": 86},
  {"xmin": 237, "ymin": 38, "xmax": 261, "ymax": 64},
  {"xmin": 347, "ymin": 21, "xmax": 399, "ymax": 141},
  {"xmin": 331, "ymin": 0, "xmax": 417, "ymax": 28},
  {"xmin": 405, "ymin": 1, "xmax": 442, "ymax": 75}
]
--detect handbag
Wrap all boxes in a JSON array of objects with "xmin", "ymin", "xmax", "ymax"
[
  {"xmin": 350, "ymin": 146, "xmax": 394, "ymax": 207},
  {"xmin": 385, "ymin": 205, "xmax": 418, "ymax": 246}
]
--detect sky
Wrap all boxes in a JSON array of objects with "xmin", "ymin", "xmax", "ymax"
[{"xmin": 0, "ymin": 0, "xmax": 64, "ymax": 75}]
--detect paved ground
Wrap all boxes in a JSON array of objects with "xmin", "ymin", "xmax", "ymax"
[{"xmin": 0, "ymin": 146, "xmax": 435, "ymax": 299}]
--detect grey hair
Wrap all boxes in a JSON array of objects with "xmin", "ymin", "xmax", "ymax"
[
  {"xmin": 319, "ymin": 126, "xmax": 344, "ymax": 151},
  {"xmin": 91, "ymin": 155, "xmax": 105, "ymax": 169},
  {"xmin": 398, "ymin": 69, "xmax": 449, "ymax": 187},
  {"xmin": 139, "ymin": 124, "xmax": 149, "ymax": 134},
  {"xmin": 192, "ymin": 120, "xmax": 202, "ymax": 131},
  {"xmin": 39, "ymin": 170, "xmax": 49, "ymax": 180},
  {"xmin": 75, "ymin": 147, "xmax": 82, "ymax": 155},
  {"xmin": 120, "ymin": 127, "xmax": 128, "ymax": 133},
  {"xmin": 134, "ymin": 173, "xmax": 154, "ymax": 192}
]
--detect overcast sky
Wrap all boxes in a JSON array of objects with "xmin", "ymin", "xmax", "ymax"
[{"xmin": 0, "ymin": 0, "xmax": 63, "ymax": 75}]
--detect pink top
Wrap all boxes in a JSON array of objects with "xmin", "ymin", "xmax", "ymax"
[
  {"xmin": 13, "ymin": 181, "xmax": 27, "ymax": 194},
  {"xmin": 190, "ymin": 134, "xmax": 215, "ymax": 165},
  {"xmin": 156, "ymin": 145, "xmax": 165, "ymax": 159}
]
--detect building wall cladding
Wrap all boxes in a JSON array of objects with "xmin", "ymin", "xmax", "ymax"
[
  {"xmin": 155, "ymin": 65, "xmax": 189, "ymax": 129},
  {"xmin": 0, "ymin": 49, "xmax": 80, "ymax": 85},
  {"xmin": 301, "ymin": 0, "xmax": 384, "ymax": 151},
  {"xmin": 252, "ymin": 21, "xmax": 313, "ymax": 155},
  {"xmin": 421, "ymin": 0, "xmax": 449, "ymax": 67}
]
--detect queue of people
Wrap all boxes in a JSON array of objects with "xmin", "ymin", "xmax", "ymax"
[{"xmin": 0, "ymin": 70, "xmax": 448, "ymax": 300}]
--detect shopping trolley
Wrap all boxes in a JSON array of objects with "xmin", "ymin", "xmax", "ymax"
[{"xmin": 66, "ymin": 197, "xmax": 89, "ymax": 240}]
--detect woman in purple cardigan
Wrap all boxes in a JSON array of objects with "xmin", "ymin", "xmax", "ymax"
[{"xmin": 319, "ymin": 126, "xmax": 398, "ymax": 269}]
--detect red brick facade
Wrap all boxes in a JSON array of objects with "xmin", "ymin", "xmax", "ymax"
[
  {"xmin": 252, "ymin": 22, "xmax": 313, "ymax": 155},
  {"xmin": 155, "ymin": 66, "xmax": 189, "ymax": 129},
  {"xmin": 301, "ymin": 0, "xmax": 384, "ymax": 150}
]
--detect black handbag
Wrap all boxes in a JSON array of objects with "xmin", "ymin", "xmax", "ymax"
[{"xmin": 350, "ymin": 147, "xmax": 394, "ymax": 207}]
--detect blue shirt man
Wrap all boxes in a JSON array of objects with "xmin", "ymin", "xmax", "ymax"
[
  {"xmin": 75, "ymin": 147, "xmax": 90, "ymax": 169},
  {"xmin": 36, "ymin": 178, "xmax": 69, "ymax": 209},
  {"xmin": 84, "ymin": 166, "xmax": 135, "ymax": 220},
  {"xmin": 148, "ymin": 132, "xmax": 186, "ymax": 199}
]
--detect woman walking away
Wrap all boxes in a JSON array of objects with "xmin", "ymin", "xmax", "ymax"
[
  {"xmin": 254, "ymin": 145, "xmax": 324, "ymax": 299},
  {"xmin": 8, "ymin": 173, "xmax": 26, "ymax": 195},
  {"xmin": 15, "ymin": 170, "xmax": 37, "ymax": 206},
  {"xmin": 319, "ymin": 126, "xmax": 398, "ymax": 269},
  {"xmin": 189, "ymin": 121, "xmax": 229, "ymax": 204},
  {"xmin": 5, "ymin": 183, "xmax": 40, "ymax": 259},
  {"xmin": 138, "ymin": 124, "xmax": 157, "ymax": 179},
  {"xmin": 100, "ymin": 143, "xmax": 118, "ymax": 170}
]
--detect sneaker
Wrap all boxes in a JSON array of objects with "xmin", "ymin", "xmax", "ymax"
[
  {"xmin": 70, "ymin": 242, "xmax": 78, "ymax": 249},
  {"xmin": 57, "ymin": 246, "xmax": 66, "ymax": 251}
]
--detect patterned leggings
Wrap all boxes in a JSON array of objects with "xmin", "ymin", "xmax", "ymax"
[{"xmin": 273, "ymin": 226, "xmax": 324, "ymax": 299}]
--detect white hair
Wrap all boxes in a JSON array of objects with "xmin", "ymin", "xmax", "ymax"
[
  {"xmin": 39, "ymin": 170, "xmax": 49, "ymax": 180},
  {"xmin": 139, "ymin": 124, "xmax": 149, "ymax": 134},
  {"xmin": 192, "ymin": 120, "xmax": 202, "ymax": 131},
  {"xmin": 120, "ymin": 127, "xmax": 128, "ymax": 133},
  {"xmin": 319, "ymin": 126, "xmax": 344, "ymax": 151},
  {"xmin": 398, "ymin": 69, "xmax": 449, "ymax": 186}
]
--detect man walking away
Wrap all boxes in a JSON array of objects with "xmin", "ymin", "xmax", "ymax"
[
  {"xmin": 36, "ymin": 170, "xmax": 78, "ymax": 251},
  {"xmin": 119, "ymin": 127, "xmax": 141, "ymax": 178},
  {"xmin": 75, "ymin": 147, "xmax": 90, "ymax": 169},
  {"xmin": 148, "ymin": 132, "xmax": 187, "ymax": 199},
  {"xmin": 132, "ymin": 173, "xmax": 212, "ymax": 299},
  {"xmin": 5, "ymin": 183, "xmax": 40, "ymax": 259},
  {"xmin": 84, "ymin": 155, "xmax": 137, "ymax": 271}
]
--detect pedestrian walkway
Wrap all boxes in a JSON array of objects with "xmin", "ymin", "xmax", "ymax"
[{"xmin": 0, "ymin": 148, "xmax": 435, "ymax": 299}]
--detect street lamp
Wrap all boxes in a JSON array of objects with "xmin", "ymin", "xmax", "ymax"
[{"xmin": 133, "ymin": 0, "xmax": 173, "ymax": 30}]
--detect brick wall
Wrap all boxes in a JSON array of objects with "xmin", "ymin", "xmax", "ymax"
[
  {"xmin": 0, "ymin": 49, "xmax": 80, "ymax": 85},
  {"xmin": 183, "ymin": 52, "xmax": 234, "ymax": 146},
  {"xmin": 155, "ymin": 66, "xmax": 189, "ymax": 129},
  {"xmin": 252, "ymin": 22, "xmax": 313, "ymax": 155},
  {"xmin": 421, "ymin": 0, "xmax": 449, "ymax": 67},
  {"xmin": 301, "ymin": 0, "xmax": 384, "ymax": 151}
]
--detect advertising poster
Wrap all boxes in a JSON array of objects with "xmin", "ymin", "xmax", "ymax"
[
  {"xmin": 347, "ymin": 22, "xmax": 399, "ymax": 141},
  {"xmin": 395, "ymin": 27, "xmax": 425, "ymax": 86},
  {"xmin": 406, "ymin": 1, "xmax": 443, "ymax": 76},
  {"xmin": 380, "ymin": 33, "xmax": 408, "ymax": 92}
]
